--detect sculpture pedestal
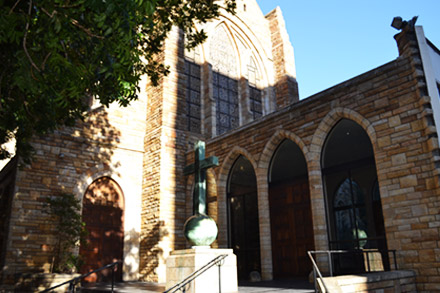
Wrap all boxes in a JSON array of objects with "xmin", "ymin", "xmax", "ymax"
[{"xmin": 166, "ymin": 247, "xmax": 237, "ymax": 293}]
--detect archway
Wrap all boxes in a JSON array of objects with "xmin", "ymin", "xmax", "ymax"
[
  {"xmin": 228, "ymin": 155, "xmax": 261, "ymax": 281},
  {"xmin": 269, "ymin": 139, "xmax": 314, "ymax": 279},
  {"xmin": 80, "ymin": 177, "xmax": 124, "ymax": 282},
  {"xmin": 321, "ymin": 119, "xmax": 387, "ymax": 274}
]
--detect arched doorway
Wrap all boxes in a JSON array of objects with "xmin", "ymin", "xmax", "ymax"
[
  {"xmin": 269, "ymin": 139, "xmax": 314, "ymax": 279},
  {"xmin": 80, "ymin": 177, "xmax": 124, "ymax": 282},
  {"xmin": 228, "ymin": 156, "xmax": 261, "ymax": 281},
  {"xmin": 321, "ymin": 119, "xmax": 388, "ymax": 274}
]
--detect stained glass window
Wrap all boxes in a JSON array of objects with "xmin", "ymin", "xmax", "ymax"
[
  {"xmin": 213, "ymin": 71, "xmax": 239, "ymax": 135},
  {"xmin": 209, "ymin": 24, "xmax": 240, "ymax": 135},
  {"xmin": 184, "ymin": 60, "xmax": 201, "ymax": 133},
  {"xmin": 333, "ymin": 178, "xmax": 368, "ymax": 248}
]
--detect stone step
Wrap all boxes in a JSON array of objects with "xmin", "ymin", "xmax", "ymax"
[
  {"xmin": 78, "ymin": 279, "xmax": 314, "ymax": 292},
  {"xmin": 79, "ymin": 281, "xmax": 165, "ymax": 292}
]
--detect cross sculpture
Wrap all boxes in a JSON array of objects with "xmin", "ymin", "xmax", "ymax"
[
  {"xmin": 183, "ymin": 140, "xmax": 219, "ymax": 215},
  {"xmin": 183, "ymin": 141, "xmax": 219, "ymax": 246}
]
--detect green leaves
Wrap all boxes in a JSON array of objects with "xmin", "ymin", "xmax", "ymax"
[
  {"xmin": 45, "ymin": 193, "xmax": 87, "ymax": 273},
  {"xmin": 0, "ymin": 0, "xmax": 236, "ymax": 162}
]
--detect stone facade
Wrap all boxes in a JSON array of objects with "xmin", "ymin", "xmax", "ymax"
[
  {"xmin": 0, "ymin": 89, "xmax": 147, "ymax": 287},
  {"xmin": 1, "ymin": 1, "xmax": 440, "ymax": 292}
]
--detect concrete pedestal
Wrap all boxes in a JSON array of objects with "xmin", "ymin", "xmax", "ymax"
[{"xmin": 166, "ymin": 247, "xmax": 238, "ymax": 293}]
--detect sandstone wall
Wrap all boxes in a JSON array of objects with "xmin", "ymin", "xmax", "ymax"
[{"xmin": 186, "ymin": 52, "xmax": 440, "ymax": 291}]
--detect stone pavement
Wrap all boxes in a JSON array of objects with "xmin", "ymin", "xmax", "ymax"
[{"xmin": 80, "ymin": 278, "xmax": 315, "ymax": 292}]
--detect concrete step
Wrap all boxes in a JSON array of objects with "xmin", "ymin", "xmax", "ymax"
[
  {"xmin": 79, "ymin": 279, "xmax": 314, "ymax": 292},
  {"xmin": 79, "ymin": 281, "xmax": 165, "ymax": 292}
]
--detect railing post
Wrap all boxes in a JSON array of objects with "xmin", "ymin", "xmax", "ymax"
[
  {"xmin": 313, "ymin": 266, "xmax": 317, "ymax": 293},
  {"xmin": 218, "ymin": 261, "xmax": 222, "ymax": 293},
  {"xmin": 111, "ymin": 265, "xmax": 115, "ymax": 292},
  {"xmin": 366, "ymin": 251, "xmax": 370, "ymax": 272},
  {"xmin": 68, "ymin": 280, "xmax": 74, "ymax": 293},
  {"xmin": 327, "ymin": 251, "xmax": 333, "ymax": 277}
]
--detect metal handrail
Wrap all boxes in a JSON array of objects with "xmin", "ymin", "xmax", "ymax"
[
  {"xmin": 308, "ymin": 249, "xmax": 397, "ymax": 293},
  {"xmin": 40, "ymin": 260, "xmax": 121, "ymax": 293},
  {"xmin": 307, "ymin": 251, "xmax": 330, "ymax": 293},
  {"xmin": 164, "ymin": 254, "xmax": 228, "ymax": 293}
]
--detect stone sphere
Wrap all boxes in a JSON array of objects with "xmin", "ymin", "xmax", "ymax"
[{"xmin": 183, "ymin": 214, "xmax": 218, "ymax": 246}]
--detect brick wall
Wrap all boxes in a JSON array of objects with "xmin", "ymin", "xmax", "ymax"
[
  {"xmin": 139, "ymin": 1, "xmax": 291, "ymax": 282},
  {"xmin": 192, "ymin": 46, "xmax": 440, "ymax": 290},
  {"xmin": 1, "ymin": 92, "xmax": 146, "ymax": 286},
  {"xmin": 266, "ymin": 7, "xmax": 299, "ymax": 108}
]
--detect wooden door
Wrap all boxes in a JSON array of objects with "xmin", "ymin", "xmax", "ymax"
[
  {"xmin": 269, "ymin": 178, "xmax": 314, "ymax": 278},
  {"xmin": 80, "ymin": 177, "xmax": 124, "ymax": 282}
]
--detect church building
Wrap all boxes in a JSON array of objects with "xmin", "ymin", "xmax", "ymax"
[{"xmin": 1, "ymin": 0, "xmax": 440, "ymax": 292}]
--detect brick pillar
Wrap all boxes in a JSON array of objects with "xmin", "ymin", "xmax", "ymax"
[
  {"xmin": 239, "ymin": 77, "xmax": 252, "ymax": 125},
  {"xmin": 140, "ymin": 26, "xmax": 189, "ymax": 283},
  {"xmin": 202, "ymin": 63, "xmax": 215, "ymax": 138},
  {"xmin": 266, "ymin": 7, "xmax": 299, "ymax": 108}
]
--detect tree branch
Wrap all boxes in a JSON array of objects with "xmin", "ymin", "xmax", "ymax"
[
  {"xmin": 70, "ymin": 19, "xmax": 104, "ymax": 39},
  {"xmin": 40, "ymin": 7, "xmax": 57, "ymax": 18},
  {"xmin": 23, "ymin": 0, "xmax": 41, "ymax": 73},
  {"xmin": 8, "ymin": 0, "xmax": 22, "ymax": 15},
  {"xmin": 41, "ymin": 52, "xmax": 52, "ymax": 71}
]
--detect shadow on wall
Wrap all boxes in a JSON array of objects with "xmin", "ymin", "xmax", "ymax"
[
  {"xmin": 139, "ymin": 221, "xmax": 168, "ymax": 282},
  {"xmin": 123, "ymin": 228, "xmax": 141, "ymax": 280},
  {"xmin": 0, "ymin": 106, "xmax": 123, "ymax": 290}
]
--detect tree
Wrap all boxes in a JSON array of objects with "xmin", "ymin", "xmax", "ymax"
[
  {"xmin": 0, "ymin": 0, "xmax": 235, "ymax": 161},
  {"xmin": 45, "ymin": 193, "xmax": 87, "ymax": 273}
]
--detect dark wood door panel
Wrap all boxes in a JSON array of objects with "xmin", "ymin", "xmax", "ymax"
[{"xmin": 269, "ymin": 179, "xmax": 314, "ymax": 278}]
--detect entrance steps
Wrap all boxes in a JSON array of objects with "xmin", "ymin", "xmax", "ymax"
[
  {"xmin": 79, "ymin": 278, "xmax": 315, "ymax": 292},
  {"xmin": 79, "ymin": 281, "xmax": 165, "ymax": 292},
  {"xmin": 318, "ymin": 270, "xmax": 416, "ymax": 292}
]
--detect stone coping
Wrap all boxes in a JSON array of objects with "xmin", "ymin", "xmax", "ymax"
[{"xmin": 170, "ymin": 247, "xmax": 234, "ymax": 256}]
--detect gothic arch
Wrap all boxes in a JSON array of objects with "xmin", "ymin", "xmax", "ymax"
[
  {"xmin": 310, "ymin": 108, "xmax": 377, "ymax": 154},
  {"xmin": 319, "ymin": 117, "xmax": 388, "ymax": 272},
  {"xmin": 220, "ymin": 14, "xmax": 273, "ymax": 88},
  {"xmin": 258, "ymin": 129, "xmax": 309, "ymax": 171},
  {"xmin": 208, "ymin": 22, "xmax": 240, "ymax": 78},
  {"xmin": 204, "ymin": 17, "xmax": 271, "ymax": 87},
  {"xmin": 258, "ymin": 130, "xmax": 313, "ymax": 278},
  {"xmin": 73, "ymin": 170, "xmax": 142, "ymax": 280},
  {"xmin": 80, "ymin": 176, "xmax": 125, "ymax": 282},
  {"xmin": 217, "ymin": 147, "xmax": 257, "ymax": 247},
  {"xmin": 307, "ymin": 108, "xmax": 377, "ymax": 252},
  {"xmin": 217, "ymin": 146, "xmax": 274, "ymax": 279},
  {"xmin": 74, "ymin": 170, "xmax": 128, "ymax": 207}
]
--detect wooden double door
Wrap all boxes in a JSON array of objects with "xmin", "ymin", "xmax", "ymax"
[{"xmin": 269, "ymin": 178, "xmax": 314, "ymax": 278}]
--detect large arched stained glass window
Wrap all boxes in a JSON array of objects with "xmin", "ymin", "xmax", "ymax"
[
  {"xmin": 321, "ymin": 119, "xmax": 388, "ymax": 274},
  {"xmin": 210, "ymin": 24, "xmax": 239, "ymax": 135}
]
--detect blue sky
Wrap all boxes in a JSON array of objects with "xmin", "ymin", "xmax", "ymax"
[{"xmin": 258, "ymin": 0, "xmax": 440, "ymax": 99}]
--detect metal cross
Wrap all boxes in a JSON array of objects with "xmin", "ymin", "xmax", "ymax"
[{"xmin": 183, "ymin": 141, "xmax": 219, "ymax": 215}]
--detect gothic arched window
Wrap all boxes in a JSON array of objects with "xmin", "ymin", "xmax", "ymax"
[
  {"xmin": 333, "ymin": 178, "xmax": 368, "ymax": 248},
  {"xmin": 184, "ymin": 46, "xmax": 202, "ymax": 133},
  {"xmin": 210, "ymin": 24, "xmax": 239, "ymax": 135}
]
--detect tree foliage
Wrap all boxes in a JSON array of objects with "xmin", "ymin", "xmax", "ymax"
[
  {"xmin": 45, "ymin": 193, "xmax": 87, "ymax": 273},
  {"xmin": 0, "ymin": 0, "xmax": 235, "ymax": 161}
]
